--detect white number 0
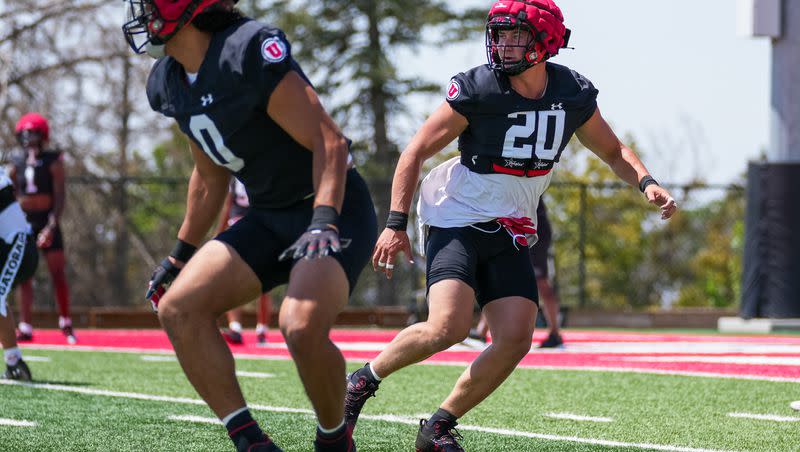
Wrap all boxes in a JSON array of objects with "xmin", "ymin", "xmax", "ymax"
[
  {"xmin": 189, "ymin": 114, "xmax": 244, "ymax": 172},
  {"xmin": 501, "ymin": 110, "xmax": 565, "ymax": 160}
]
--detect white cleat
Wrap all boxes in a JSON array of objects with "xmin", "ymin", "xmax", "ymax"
[{"xmin": 791, "ymin": 401, "xmax": 800, "ymax": 411}]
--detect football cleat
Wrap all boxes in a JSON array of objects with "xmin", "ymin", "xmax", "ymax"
[
  {"xmin": 538, "ymin": 331, "xmax": 564, "ymax": 348},
  {"xmin": 256, "ymin": 332, "xmax": 267, "ymax": 345},
  {"xmin": 222, "ymin": 328, "xmax": 244, "ymax": 345},
  {"xmin": 344, "ymin": 367, "xmax": 380, "ymax": 429},
  {"xmin": 467, "ymin": 328, "xmax": 487, "ymax": 343},
  {"xmin": 415, "ymin": 418, "xmax": 464, "ymax": 452},
  {"xmin": 2, "ymin": 359, "xmax": 32, "ymax": 381},
  {"xmin": 16, "ymin": 330, "xmax": 33, "ymax": 342},
  {"xmin": 62, "ymin": 326, "xmax": 78, "ymax": 345}
]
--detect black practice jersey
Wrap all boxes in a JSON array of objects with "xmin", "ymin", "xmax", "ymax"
[
  {"xmin": 10, "ymin": 150, "xmax": 61, "ymax": 198},
  {"xmin": 147, "ymin": 18, "xmax": 327, "ymax": 209},
  {"xmin": 446, "ymin": 63, "xmax": 598, "ymax": 175}
]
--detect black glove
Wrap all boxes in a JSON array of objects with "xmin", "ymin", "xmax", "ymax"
[
  {"xmin": 145, "ymin": 258, "xmax": 181, "ymax": 312},
  {"xmin": 279, "ymin": 226, "xmax": 346, "ymax": 261},
  {"xmin": 279, "ymin": 205, "xmax": 351, "ymax": 261}
]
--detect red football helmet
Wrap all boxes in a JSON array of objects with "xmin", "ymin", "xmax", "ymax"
[
  {"xmin": 122, "ymin": 0, "xmax": 237, "ymax": 55},
  {"xmin": 15, "ymin": 112, "xmax": 50, "ymax": 147},
  {"xmin": 485, "ymin": 0, "xmax": 571, "ymax": 75}
]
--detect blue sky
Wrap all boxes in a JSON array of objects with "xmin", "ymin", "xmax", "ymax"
[{"xmin": 396, "ymin": 0, "xmax": 771, "ymax": 185}]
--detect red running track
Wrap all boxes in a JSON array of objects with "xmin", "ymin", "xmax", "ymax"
[{"xmin": 18, "ymin": 328, "xmax": 800, "ymax": 382}]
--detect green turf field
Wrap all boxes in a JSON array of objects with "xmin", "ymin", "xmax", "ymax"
[{"xmin": 1, "ymin": 349, "xmax": 797, "ymax": 451}]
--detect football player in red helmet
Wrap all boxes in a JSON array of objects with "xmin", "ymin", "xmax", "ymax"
[
  {"xmin": 346, "ymin": 1, "xmax": 677, "ymax": 450},
  {"xmin": 125, "ymin": 1, "xmax": 375, "ymax": 451},
  {"xmin": 9, "ymin": 113, "xmax": 75, "ymax": 345}
]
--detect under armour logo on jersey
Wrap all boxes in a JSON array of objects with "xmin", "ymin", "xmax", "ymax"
[
  {"xmin": 201, "ymin": 94, "xmax": 214, "ymax": 107},
  {"xmin": 551, "ymin": 103, "xmax": 563, "ymax": 110}
]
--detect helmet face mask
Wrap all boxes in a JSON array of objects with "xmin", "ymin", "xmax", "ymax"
[
  {"xmin": 122, "ymin": 0, "xmax": 156, "ymax": 54},
  {"xmin": 16, "ymin": 130, "xmax": 44, "ymax": 150},
  {"xmin": 486, "ymin": 18, "xmax": 539, "ymax": 76}
]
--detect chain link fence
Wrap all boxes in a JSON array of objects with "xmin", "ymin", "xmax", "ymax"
[{"xmin": 25, "ymin": 177, "xmax": 744, "ymax": 314}]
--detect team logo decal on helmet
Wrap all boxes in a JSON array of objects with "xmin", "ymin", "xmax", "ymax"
[
  {"xmin": 485, "ymin": 0, "xmax": 571, "ymax": 75},
  {"xmin": 122, "ymin": 0, "xmax": 237, "ymax": 55},
  {"xmin": 261, "ymin": 37, "xmax": 287, "ymax": 63},
  {"xmin": 15, "ymin": 113, "xmax": 50, "ymax": 148},
  {"xmin": 446, "ymin": 79, "xmax": 461, "ymax": 101}
]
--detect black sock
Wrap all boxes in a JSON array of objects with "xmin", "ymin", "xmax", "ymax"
[
  {"xmin": 226, "ymin": 410, "xmax": 268, "ymax": 451},
  {"xmin": 426, "ymin": 408, "xmax": 458, "ymax": 429}
]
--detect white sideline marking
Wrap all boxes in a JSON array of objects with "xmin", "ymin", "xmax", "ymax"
[
  {"xmin": 620, "ymin": 356, "xmax": 800, "ymax": 366},
  {"xmin": 236, "ymin": 371, "xmax": 275, "ymax": 379},
  {"xmin": 544, "ymin": 412, "xmax": 614, "ymax": 422},
  {"xmin": 22, "ymin": 356, "xmax": 50, "ymax": 362},
  {"xmin": 454, "ymin": 425, "xmax": 740, "ymax": 452},
  {"xmin": 559, "ymin": 342, "xmax": 800, "ymax": 355},
  {"xmin": 22, "ymin": 340, "xmax": 800, "ymax": 355},
  {"xmin": 0, "ymin": 379, "xmax": 743, "ymax": 452},
  {"xmin": 21, "ymin": 344, "xmax": 800, "ymax": 383},
  {"xmin": 168, "ymin": 415, "xmax": 220, "ymax": 425},
  {"xmin": 141, "ymin": 355, "xmax": 176, "ymax": 362},
  {"xmin": 0, "ymin": 418, "xmax": 36, "ymax": 427},
  {"xmin": 727, "ymin": 412, "xmax": 800, "ymax": 422},
  {"xmin": 791, "ymin": 401, "xmax": 800, "ymax": 411}
]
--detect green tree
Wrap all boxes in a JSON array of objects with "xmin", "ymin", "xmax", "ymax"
[
  {"xmin": 246, "ymin": 0, "xmax": 485, "ymax": 305},
  {"xmin": 547, "ymin": 137, "xmax": 745, "ymax": 311}
]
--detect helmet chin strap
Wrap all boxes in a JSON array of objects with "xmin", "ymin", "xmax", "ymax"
[{"xmin": 147, "ymin": 43, "xmax": 166, "ymax": 59}]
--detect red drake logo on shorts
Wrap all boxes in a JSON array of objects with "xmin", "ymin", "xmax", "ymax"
[
  {"xmin": 261, "ymin": 37, "xmax": 287, "ymax": 63},
  {"xmin": 446, "ymin": 79, "xmax": 461, "ymax": 100}
]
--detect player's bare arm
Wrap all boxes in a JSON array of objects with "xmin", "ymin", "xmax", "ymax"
[
  {"xmin": 576, "ymin": 108, "xmax": 677, "ymax": 219},
  {"xmin": 147, "ymin": 139, "xmax": 232, "ymax": 307},
  {"xmin": 176, "ymin": 140, "xmax": 232, "ymax": 252},
  {"xmin": 373, "ymin": 102, "xmax": 467, "ymax": 278},
  {"xmin": 267, "ymin": 71, "xmax": 348, "ymax": 213}
]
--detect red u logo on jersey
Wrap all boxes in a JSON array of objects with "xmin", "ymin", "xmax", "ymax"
[
  {"xmin": 447, "ymin": 80, "xmax": 461, "ymax": 100},
  {"xmin": 261, "ymin": 37, "xmax": 287, "ymax": 63}
]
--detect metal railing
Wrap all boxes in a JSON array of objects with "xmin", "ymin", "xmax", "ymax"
[{"xmin": 23, "ymin": 177, "xmax": 744, "ymax": 313}]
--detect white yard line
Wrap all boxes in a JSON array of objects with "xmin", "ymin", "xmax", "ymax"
[
  {"xmin": 454, "ymin": 425, "xmax": 741, "ymax": 452},
  {"xmin": 0, "ymin": 418, "xmax": 36, "ymax": 427},
  {"xmin": 235, "ymin": 371, "xmax": 275, "ymax": 379},
  {"xmin": 21, "ymin": 356, "xmax": 50, "ymax": 362},
  {"xmin": 0, "ymin": 379, "xmax": 742, "ymax": 452},
  {"xmin": 168, "ymin": 415, "xmax": 219, "ymax": 425},
  {"xmin": 544, "ymin": 412, "xmax": 614, "ymax": 422},
  {"xmin": 619, "ymin": 356, "xmax": 800, "ymax": 366},
  {"xmin": 727, "ymin": 412, "xmax": 800, "ymax": 422},
  {"xmin": 141, "ymin": 355, "xmax": 177, "ymax": 362}
]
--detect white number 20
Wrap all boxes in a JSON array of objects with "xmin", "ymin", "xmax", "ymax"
[
  {"xmin": 189, "ymin": 114, "xmax": 244, "ymax": 172},
  {"xmin": 501, "ymin": 110, "xmax": 565, "ymax": 160}
]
